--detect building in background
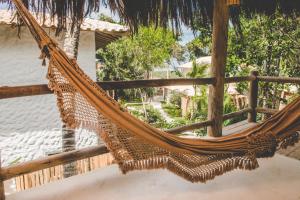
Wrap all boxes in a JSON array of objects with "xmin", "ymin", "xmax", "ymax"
[
  {"xmin": 177, "ymin": 56, "xmax": 211, "ymax": 76},
  {"xmin": 0, "ymin": 10, "xmax": 128, "ymax": 166}
]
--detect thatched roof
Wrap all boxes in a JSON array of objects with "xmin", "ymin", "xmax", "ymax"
[
  {"xmin": 2, "ymin": 0, "xmax": 300, "ymax": 33},
  {"xmin": 107, "ymin": 0, "xmax": 300, "ymax": 32}
]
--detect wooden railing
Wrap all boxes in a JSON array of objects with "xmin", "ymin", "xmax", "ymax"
[
  {"xmin": 0, "ymin": 76, "xmax": 255, "ymax": 99},
  {"xmin": 0, "ymin": 72, "xmax": 299, "ymax": 199}
]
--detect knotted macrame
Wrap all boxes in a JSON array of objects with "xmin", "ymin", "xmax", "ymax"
[{"xmin": 12, "ymin": 0, "xmax": 299, "ymax": 183}]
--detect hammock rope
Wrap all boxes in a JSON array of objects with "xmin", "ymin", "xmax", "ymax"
[{"xmin": 12, "ymin": 0, "xmax": 300, "ymax": 183}]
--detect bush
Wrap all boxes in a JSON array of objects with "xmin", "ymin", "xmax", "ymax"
[
  {"xmin": 164, "ymin": 118, "xmax": 189, "ymax": 129},
  {"xmin": 194, "ymin": 128, "xmax": 207, "ymax": 137},
  {"xmin": 169, "ymin": 92, "xmax": 183, "ymax": 107},
  {"xmin": 161, "ymin": 102, "xmax": 181, "ymax": 117},
  {"xmin": 128, "ymin": 104, "xmax": 167, "ymax": 128},
  {"xmin": 223, "ymin": 94, "xmax": 246, "ymax": 126}
]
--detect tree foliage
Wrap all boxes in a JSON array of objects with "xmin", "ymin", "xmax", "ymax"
[
  {"xmin": 97, "ymin": 26, "xmax": 181, "ymax": 81},
  {"xmin": 96, "ymin": 26, "xmax": 182, "ymax": 101},
  {"xmin": 186, "ymin": 28, "xmax": 212, "ymax": 59},
  {"xmin": 98, "ymin": 13, "xmax": 118, "ymax": 24},
  {"xmin": 227, "ymin": 13, "xmax": 300, "ymax": 109},
  {"xmin": 188, "ymin": 12, "xmax": 300, "ymax": 111}
]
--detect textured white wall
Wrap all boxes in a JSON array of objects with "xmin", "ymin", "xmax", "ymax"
[{"xmin": 0, "ymin": 25, "xmax": 97, "ymax": 164}]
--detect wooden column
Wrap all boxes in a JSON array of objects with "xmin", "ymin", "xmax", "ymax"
[
  {"xmin": 207, "ymin": 0, "xmax": 229, "ymax": 137},
  {"xmin": 0, "ymin": 154, "xmax": 5, "ymax": 200},
  {"xmin": 248, "ymin": 71, "xmax": 259, "ymax": 122}
]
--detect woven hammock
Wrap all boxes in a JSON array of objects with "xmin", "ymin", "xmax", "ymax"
[{"xmin": 13, "ymin": 0, "xmax": 300, "ymax": 183}]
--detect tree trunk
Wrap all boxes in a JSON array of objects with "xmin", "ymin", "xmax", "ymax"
[
  {"xmin": 62, "ymin": 21, "xmax": 81, "ymax": 178},
  {"xmin": 63, "ymin": 22, "xmax": 81, "ymax": 60},
  {"xmin": 207, "ymin": 0, "xmax": 229, "ymax": 137}
]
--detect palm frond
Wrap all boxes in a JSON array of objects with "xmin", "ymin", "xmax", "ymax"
[{"xmin": 2, "ymin": 0, "xmax": 300, "ymax": 34}]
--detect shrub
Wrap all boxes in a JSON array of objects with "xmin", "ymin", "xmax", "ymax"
[
  {"xmin": 169, "ymin": 92, "xmax": 183, "ymax": 107},
  {"xmin": 162, "ymin": 102, "xmax": 181, "ymax": 117},
  {"xmin": 128, "ymin": 104, "xmax": 167, "ymax": 128},
  {"xmin": 165, "ymin": 118, "xmax": 188, "ymax": 129}
]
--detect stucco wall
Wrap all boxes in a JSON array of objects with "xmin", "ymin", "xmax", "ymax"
[{"xmin": 0, "ymin": 25, "xmax": 97, "ymax": 165}]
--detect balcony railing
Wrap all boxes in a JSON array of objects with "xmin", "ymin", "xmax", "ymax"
[{"xmin": 0, "ymin": 71, "xmax": 299, "ymax": 199}]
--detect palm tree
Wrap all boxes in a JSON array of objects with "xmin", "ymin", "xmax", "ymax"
[
  {"xmin": 61, "ymin": 20, "xmax": 81, "ymax": 178},
  {"xmin": 186, "ymin": 60, "xmax": 208, "ymax": 119}
]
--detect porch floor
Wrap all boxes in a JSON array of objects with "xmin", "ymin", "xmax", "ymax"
[
  {"xmin": 5, "ymin": 120, "xmax": 300, "ymax": 199},
  {"xmin": 278, "ymin": 139, "xmax": 300, "ymax": 160},
  {"xmin": 223, "ymin": 120, "xmax": 257, "ymax": 135},
  {"xmin": 6, "ymin": 154, "xmax": 300, "ymax": 200}
]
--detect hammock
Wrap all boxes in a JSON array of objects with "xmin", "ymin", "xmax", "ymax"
[{"xmin": 12, "ymin": 0, "xmax": 300, "ymax": 183}]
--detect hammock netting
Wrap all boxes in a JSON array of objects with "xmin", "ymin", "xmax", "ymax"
[{"xmin": 12, "ymin": 0, "xmax": 300, "ymax": 183}]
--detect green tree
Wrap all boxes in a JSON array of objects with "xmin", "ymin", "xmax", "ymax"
[
  {"xmin": 186, "ymin": 28, "xmax": 212, "ymax": 59},
  {"xmin": 226, "ymin": 13, "xmax": 300, "ymax": 110},
  {"xmin": 186, "ymin": 61, "xmax": 209, "ymax": 120},
  {"xmin": 97, "ymin": 26, "xmax": 180, "ymax": 80},
  {"xmin": 189, "ymin": 12, "xmax": 300, "ymax": 112},
  {"xmin": 61, "ymin": 20, "xmax": 82, "ymax": 178},
  {"xmin": 97, "ymin": 26, "xmax": 182, "ymax": 101}
]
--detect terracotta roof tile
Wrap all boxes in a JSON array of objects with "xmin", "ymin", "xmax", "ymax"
[{"xmin": 0, "ymin": 10, "xmax": 129, "ymax": 33}]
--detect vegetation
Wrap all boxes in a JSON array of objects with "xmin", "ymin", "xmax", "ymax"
[
  {"xmin": 186, "ymin": 62, "xmax": 209, "ymax": 121},
  {"xmin": 165, "ymin": 118, "xmax": 189, "ymax": 129},
  {"xmin": 98, "ymin": 14, "xmax": 118, "ymax": 24},
  {"xmin": 97, "ymin": 26, "xmax": 181, "ymax": 81},
  {"xmin": 127, "ymin": 104, "xmax": 167, "ymax": 128},
  {"xmin": 95, "ymin": 10, "xmax": 300, "ymax": 135},
  {"xmin": 97, "ymin": 26, "xmax": 183, "ymax": 101},
  {"xmin": 161, "ymin": 101, "xmax": 181, "ymax": 118},
  {"xmin": 227, "ymin": 13, "xmax": 300, "ymax": 110},
  {"xmin": 186, "ymin": 28, "xmax": 212, "ymax": 59},
  {"xmin": 188, "ymin": 12, "xmax": 300, "ymax": 117}
]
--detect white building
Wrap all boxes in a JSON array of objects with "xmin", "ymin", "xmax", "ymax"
[
  {"xmin": 177, "ymin": 56, "xmax": 211, "ymax": 76},
  {"xmin": 0, "ymin": 10, "xmax": 128, "ymax": 166}
]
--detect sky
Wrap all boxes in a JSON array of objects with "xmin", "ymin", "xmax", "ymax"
[
  {"xmin": 0, "ymin": 2, "xmax": 8, "ymax": 9},
  {"xmin": 180, "ymin": 26, "xmax": 195, "ymax": 45}
]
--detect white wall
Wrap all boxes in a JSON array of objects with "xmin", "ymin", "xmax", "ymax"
[{"xmin": 0, "ymin": 25, "xmax": 97, "ymax": 165}]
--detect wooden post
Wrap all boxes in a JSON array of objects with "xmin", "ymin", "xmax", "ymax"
[
  {"xmin": 207, "ymin": 0, "xmax": 229, "ymax": 137},
  {"xmin": 248, "ymin": 71, "xmax": 259, "ymax": 122},
  {"xmin": 0, "ymin": 153, "xmax": 5, "ymax": 200}
]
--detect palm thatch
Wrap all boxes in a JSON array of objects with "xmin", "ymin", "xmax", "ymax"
[{"xmin": 1, "ymin": 0, "xmax": 300, "ymax": 33}]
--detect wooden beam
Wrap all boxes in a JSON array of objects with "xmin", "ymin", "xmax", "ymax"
[
  {"xmin": 224, "ymin": 76, "xmax": 254, "ymax": 84},
  {"xmin": 0, "ymin": 76, "xmax": 256, "ymax": 100},
  {"xmin": 257, "ymin": 76, "xmax": 300, "ymax": 84},
  {"xmin": 3, "ymin": 75, "xmax": 298, "ymax": 100},
  {"xmin": 256, "ymin": 107, "xmax": 278, "ymax": 115},
  {"xmin": 100, "ymin": 78, "xmax": 216, "ymax": 89},
  {"xmin": 166, "ymin": 120, "xmax": 213, "ymax": 134},
  {"xmin": 0, "ymin": 146, "xmax": 108, "ymax": 181},
  {"xmin": 0, "ymin": 85, "xmax": 51, "ymax": 99},
  {"xmin": 223, "ymin": 108, "xmax": 252, "ymax": 121},
  {"xmin": 0, "ymin": 78, "xmax": 215, "ymax": 100},
  {"xmin": 167, "ymin": 108, "xmax": 251, "ymax": 134},
  {"xmin": 248, "ymin": 71, "xmax": 259, "ymax": 122},
  {"xmin": 0, "ymin": 154, "xmax": 5, "ymax": 200},
  {"xmin": 207, "ymin": 0, "xmax": 229, "ymax": 137}
]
